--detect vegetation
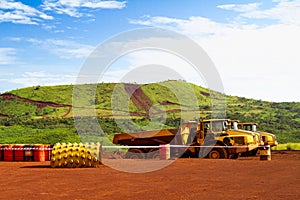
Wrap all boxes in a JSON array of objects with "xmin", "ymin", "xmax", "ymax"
[
  {"xmin": 10, "ymin": 85, "xmax": 73, "ymax": 105},
  {"xmin": 0, "ymin": 80, "xmax": 299, "ymax": 144},
  {"xmin": 271, "ymin": 143, "xmax": 300, "ymax": 151}
]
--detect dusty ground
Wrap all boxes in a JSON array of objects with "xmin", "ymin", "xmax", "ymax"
[{"xmin": 0, "ymin": 151, "xmax": 299, "ymax": 200}]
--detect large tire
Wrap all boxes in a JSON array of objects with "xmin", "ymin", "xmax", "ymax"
[
  {"xmin": 230, "ymin": 153, "xmax": 239, "ymax": 159},
  {"xmin": 181, "ymin": 149, "xmax": 191, "ymax": 158},
  {"xmin": 147, "ymin": 148, "xmax": 160, "ymax": 159},
  {"xmin": 250, "ymin": 149, "xmax": 258, "ymax": 156},
  {"xmin": 199, "ymin": 147, "xmax": 210, "ymax": 158},
  {"xmin": 241, "ymin": 149, "xmax": 258, "ymax": 157},
  {"xmin": 207, "ymin": 147, "xmax": 228, "ymax": 159},
  {"xmin": 125, "ymin": 148, "xmax": 145, "ymax": 159}
]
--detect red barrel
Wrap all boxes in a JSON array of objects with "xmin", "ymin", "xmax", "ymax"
[
  {"xmin": 34, "ymin": 145, "xmax": 45, "ymax": 161},
  {"xmin": 159, "ymin": 144, "xmax": 170, "ymax": 160},
  {"xmin": 24, "ymin": 145, "xmax": 34, "ymax": 161},
  {"xmin": 3, "ymin": 145, "xmax": 14, "ymax": 161},
  {"xmin": 14, "ymin": 144, "xmax": 24, "ymax": 161},
  {"xmin": 0, "ymin": 145, "xmax": 3, "ymax": 161},
  {"xmin": 44, "ymin": 145, "xmax": 51, "ymax": 161}
]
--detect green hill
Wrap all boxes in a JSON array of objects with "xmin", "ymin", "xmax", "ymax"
[{"xmin": 0, "ymin": 80, "xmax": 299, "ymax": 144}]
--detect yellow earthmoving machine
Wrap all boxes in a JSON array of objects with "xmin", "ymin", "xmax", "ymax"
[
  {"xmin": 238, "ymin": 123, "xmax": 278, "ymax": 147},
  {"xmin": 227, "ymin": 120, "xmax": 263, "ymax": 145},
  {"xmin": 223, "ymin": 120, "xmax": 264, "ymax": 156},
  {"xmin": 113, "ymin": 119, "xmax": 259, "ymax": 159},
  {"xmin": 201, "ymin": 119, "xmax": 261, "ymax": 158}
]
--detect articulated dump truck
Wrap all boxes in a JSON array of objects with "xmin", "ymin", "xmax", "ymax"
[
  {"xmin": 227, "ymin": 120, "xmax": 264, "ymax": 156},
  {"xmin": 238, "ymin": 123, "xmax": 278, "ymax": 147},
  {"xmin": 113, "ymin": 119, "xmax": 260, "ymax": 159}
]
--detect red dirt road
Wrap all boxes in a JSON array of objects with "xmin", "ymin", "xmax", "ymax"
[{"xmin": 0, "ymin": 151, "xmax": 299, "ymax": 200}]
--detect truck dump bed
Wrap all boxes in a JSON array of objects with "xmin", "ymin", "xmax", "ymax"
[{"xmin": 113, "ymin": 128, "xmax": 179, "ymax": 146}]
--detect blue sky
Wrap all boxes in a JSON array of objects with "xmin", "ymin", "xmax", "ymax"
[{"xmin": 0, "ymin": 0, "xmax": 300, "ymax": 102}]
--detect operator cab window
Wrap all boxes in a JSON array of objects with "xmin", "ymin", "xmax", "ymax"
[
  {"xmin": 204, "ymin": 122, "xmax": 210, "ymax": 133},
  {"xmin": 245, "ymin": 125, "xmax": 252, "ymax": 131},
  {"xmin": 212, "ymin": 121, "xmax": 223, "ymax": 132}
]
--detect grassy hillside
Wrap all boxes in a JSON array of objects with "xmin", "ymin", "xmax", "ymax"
[
  {"xmin": 10, "ymin": 85, "xmax": 73, "ymax": 105},
  {"xmin": 0, "ymin": 80, "xmax": 299, "ymax": 144}
]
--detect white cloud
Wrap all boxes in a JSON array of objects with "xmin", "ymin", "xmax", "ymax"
[
  {"xmin": 128, "ymin": 3, "xmax": 300, "ymax": 102},
  {"xmin": 27, "ymin": 38, "xmax": 94, "ymax": 59},
  {"xmin": 82, "ymin": 1, "xmax": 126, "ymax": 9},
  {"xmin": 0, "ymin": 48, "xmax": 17, "ymax": 64},
  {"xmin": 7, "ymin": 37, "xmax": 22, "ymax": 41},
  {"xmin": 130, "ymin": 16, "xmax": 256, "ymax": 38},
  {"xmin": 8, "ymin": 71, "xmax": 76, "ymax": 87},
  {"xmin": 100, "ymin": 50, "xmax": 206, "ymax": 87},
  {"xmin": 42, "ymin": 0, "xmax": 126, "ymax": 17},
  {"xmin": 218, "ymin": 0, "xmax": 300, "ymax": 25},
  {"xmin": 217, "ymin": 3, "xmax": 261, "ymax": 12},
  {"xmin": 0, "ymin": 0, "xmax": 53, "ymax": 25},
  {"xmin": 129, "ymin": 16, "xmax": 185, "ymax": 26},
  {"xmin": 200, "ymin": 24, "xmax": 300, "ymax": 102}
]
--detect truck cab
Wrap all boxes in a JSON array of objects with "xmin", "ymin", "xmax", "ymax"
[{"xmin": 239, "ymin": 123, "xmax": 278, "ymax": 147}]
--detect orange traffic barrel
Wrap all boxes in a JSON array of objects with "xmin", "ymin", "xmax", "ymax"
[
  {"xmin": 14, "ymin": 144, "xmax": 24, "ymax": 161},
  {"xmin": 24, "ymin": 145, "xmax": 34, "ymax": 161},
  {"xmin": 3, "ymin": 144, "xmax": 14, "ymax": 161},
  {"xmin": 34, "ymin": 144, "xmax": 45, "ymax": 161}
]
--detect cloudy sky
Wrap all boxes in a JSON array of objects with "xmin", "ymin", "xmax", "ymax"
[{"xmin": 0, "ymin": 0, "xmax": 299, "ymax": 102}]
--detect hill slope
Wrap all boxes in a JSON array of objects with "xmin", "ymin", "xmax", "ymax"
[{"xmin": 0, "ymin": 80, "xmax": 299, "ymax": 144}]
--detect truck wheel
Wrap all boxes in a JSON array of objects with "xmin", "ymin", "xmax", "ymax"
[
  {"xmin": 230, "ymin": 153, "xmax": 239, "ymax": 159},
  {"xmin": 208, "ymin": 147, "xmax": 228, "ymax": 159},
  {"xmin": 181, "ymin": 149, "xmax": 195, "ymax": 158},
  {"xmin": 199, "ymin": 147, "xmax": 210, "ymax": 158},
  {"xmin": 125, "ymin": 149, "xmax": 145, "ymax": 159},
  {"xmin": 147, "ymin": 149, "xmax": 160, "ymax": 159},
  {"xmin": 250, "ymin": 149, "xmax": 258, "ymax": 156},
  {"xmin": 241, "ymin": 149, "xmax": 258, "ymax": 157}
]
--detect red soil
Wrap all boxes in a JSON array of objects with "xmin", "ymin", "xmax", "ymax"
[
  {"xmin": 124, "ymin": 84, "xmax": 158, "ymax": 119},
  {"xmin": 0, "ymin": 151, "xmax": 299, "ymax": 200}
]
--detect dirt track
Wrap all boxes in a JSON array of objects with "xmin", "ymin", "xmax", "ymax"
[{"xmin": 0, "ymin": 151, "xmax": 299, "ymax": 200}]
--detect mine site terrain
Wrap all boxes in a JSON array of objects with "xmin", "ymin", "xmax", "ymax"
[
  {"xmin": 0, "ymin": 151, "xmax": 299, "ymax": 200},
  {"xmin": 0, "ymin": 82, "xmax": 299, "ymax": 199}
]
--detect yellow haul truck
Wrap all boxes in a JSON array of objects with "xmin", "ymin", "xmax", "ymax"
[
  {"xmin": 238, "ymin": 123, "xmax": 278, "ymax": 147},
  {"xmin": 201, "ymin": 119, "xmax": 261, "ymax": 157},
  {"xmin": 113, "ymin": 119, "xmax": 259, "ymax": 159},
  {"xmin": 226, "ymin": 120, "xmax": 264, "ymax": 156},
  {"xmin": 228, "ymin": 120, "xmax": 263, "ymax": 145}
]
